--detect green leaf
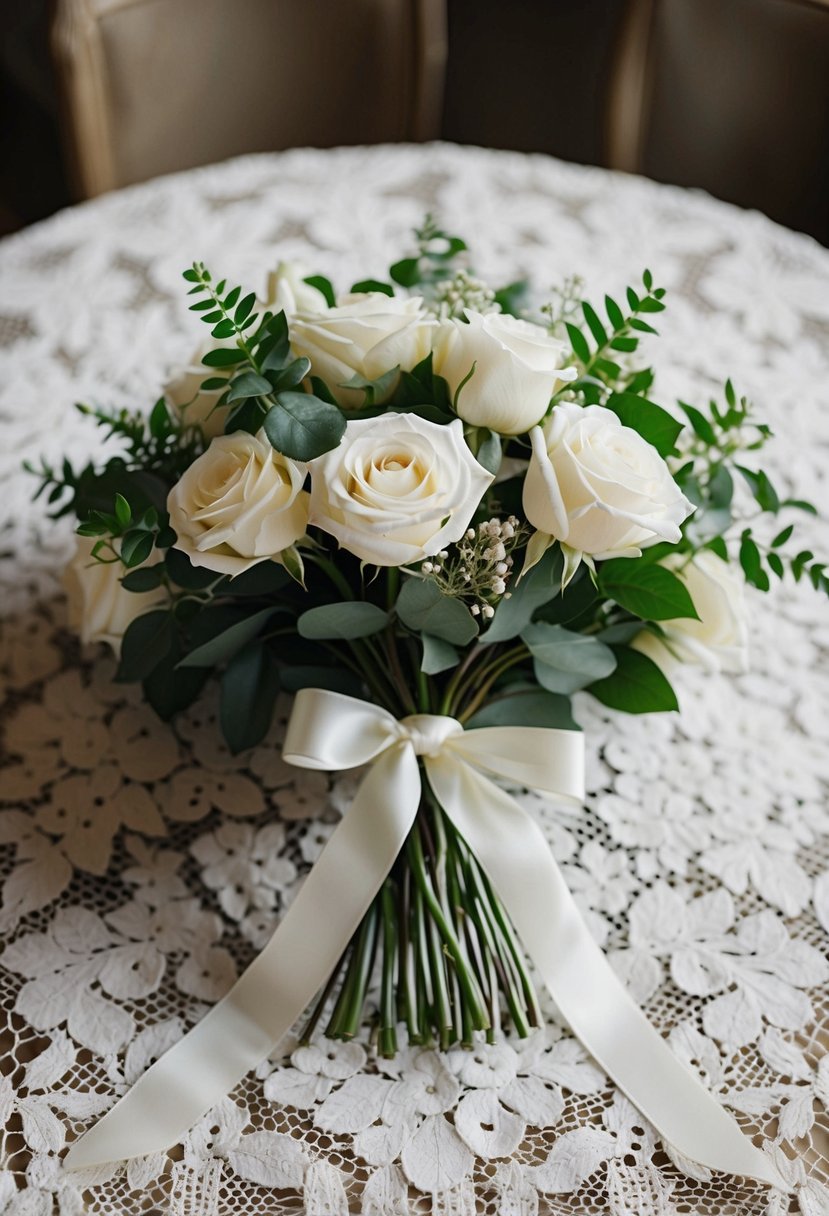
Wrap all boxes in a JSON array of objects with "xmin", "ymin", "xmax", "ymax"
[
  {"xmin": 606, "ymin": 393, "xmax": 683, "ymax": 456},
  {"xmin": 767, "ymin": 552, "xmax": 785, "ymax": 579},
  {"xmin": 566, "ymin": 322, "xmax": 591, "ymax": 364},
  {"xmin": 493, "ymin": 280, "xmax": 530, "ymax": 317},
  {"xmin": 148, "ymin": 399, "xmax": 171, "ymax": 439},
  {"xmin": 582, "ymin": 301, "xmax": 607, "ymax": 346},
  {"xmin": 211, "ymin": 320, "xmax": 237, "ymax": 340},
  {"xmin": 165, "ymin": 548, "xmax": 220, "ymax": 589},
  {"xmin": 771, "ymin": 524, "xmax": 794, "ymax": 548},
  {"xmin": 220, "ymin": 642, "xmax": 280, "ymax": 753},
  {"xmin": 234, "ymin": 292, "xmax": 257, "ymax": 325},
  {"xmin": 222, "ymin": 561, "xmax": 290, "ymax": 596},
  {"xmin": 390, "ymin": 257, "xmax": 420, "ymax": 288},
  {"xmin": 739, "ymin": 534, "xmax": 770, "ymax": 590},
  {"xmin": 226, "ymin": 372, "xmax": 273, "ymax": 403},
  {"xmin": 350, "ymin": 278, "xmax": 395, "ymax": 296},
  {"xmin": 143, "ymin": 633, "xmax": 209, "ymax": 720},
  {"xmin": 598, "ymin": 558, "xmax": 698, "ymax": 621},
  {"xmin": 480, "ymin": 546, "xmax": 564, "ymax": 645},
  {"xmin": 121, "ymin": 566, "xmax": 163, "ymax": 592},
  {"xmin": 202, "ymin": 347, "xmax": 246, "ymax": 368},
  {"xmin": 178, "ymin": 606, "xmax": 283, "ymax": 667},
  {"xmin": 303, "ymin": 275, "xmax": 336, "ymax": 307},
  {"xmin": 339, "ymin": 366, "xmax": 400, "ymax": 405},
  {"xmin": 264, "ymin": 392, "xmax": 346, "ymax": 461},
  {"xmin": 736, "ymin": 466, "xmax": 780, "ymax": 513},
  {"xmin": 475, "ymin": 429, "xmax": 502, "ymax": 476},
  {"xmin": 678, "ymin": 401, "xmax": 717, "ymax": 446},
  {"xmin": 605, "ymin": 295, "xmax": 625, "ymax": 330},
  {"xmin": 268, "ymin": 357, "xmax": 312, "ymax": 393},
  {"xmin": 114, "ymin": 493, "xmax": 132, "ymax": 527},
  {"xmin": 421, "ymin": 634, "xmax": 459, "ymax": 675},
  {"xmin": 297, "ymin": 601, "xmax": 390, "ymax": 640},
  {"xmin": 120, "ymin": 531, "xmax": 155, "ymax": 568},
  {"xmin": 396, "ymin": 579, "xmax": 478, "ymax": 645},
  {"xmin": 589, "ymin": 645, "xmax": 679, "ymax": 713},
  {"xmin": 522, "ymin": 622, "xmax": 616, "ymax": 694},
  {"xmin": 466, "ymin": 688, "xmax": 578, "ymax": 732},
  {"xmin": 116, "ymin": 610, "xmax": 174, "ymax": 682}
]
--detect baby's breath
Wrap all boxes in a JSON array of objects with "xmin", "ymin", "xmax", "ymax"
[
  {"xmin": 427, "ymin": 269, "xmax": 498, "ymax": 320},
  {"xmin": 420, "ymin": 515, "xmax": 527, "ymax": 616}
]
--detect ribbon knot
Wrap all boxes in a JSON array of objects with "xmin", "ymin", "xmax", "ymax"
[{"xmin": 398, "ymin": 713, "xmax": 463, "ymax": 756}]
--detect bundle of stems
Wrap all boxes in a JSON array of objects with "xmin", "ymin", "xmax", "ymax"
[{"xmin": 300, "ymin": 790, "xmax": 542, "ymax": 1055}]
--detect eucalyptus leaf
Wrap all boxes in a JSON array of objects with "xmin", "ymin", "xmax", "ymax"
[
  {"xmin": 264, "ymin": 392, "xmax": 345, "ymax": 461},
  {"xmin": 396, "ymin": 579, "xmax": 478, "ymax": 645},
  {"xmin": 298, "ymin": 601, "xmax": 390, "ymax": 640},
  {"xmin": 421, "ymin": 634, "xmax": 459, "ymax": 674},
  {"xmin": 480, "ymin": 546, "xmax": 563, "ymax": 645},
  {"xmin": 466, "ymin": 689, "xmax": 578, "ymax": 731},
  {"xmin": 523, "ymin": 622, "xmax": 616, "ymax": 694}
]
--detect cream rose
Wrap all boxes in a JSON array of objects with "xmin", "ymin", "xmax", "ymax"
[
  {"xmin": 289, "ymin": 293, "xmax": 435, "ymax": 407},
  {"xmin": 634, "ymin": 550, "xmax": 749, "ymax": 674},
  {"xmin": 523, "ymin": 402, "xmax": 694, "ymax": 559},
  {"xmin": 265, "ymin": 260, "xmax": 330, "ymax": 316},
  {"xmin": 167, "ymin": 428, "xmax": 309, "ymax": 576},
  {"xmin": 433, "ymin": 310, "xmax": 577, "ymax": 435},
  {"xmin": 309, "ymin": 413, "xmax": 493, "ymax": 566},
  {"xmin": 64, "ymin": 536, "xmax": 166, "ymax": 656},
  {"xmin": 164, "ymin": 343, "xmax": 228, "ymax": 439}
]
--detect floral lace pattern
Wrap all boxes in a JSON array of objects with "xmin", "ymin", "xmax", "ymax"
[{"xmin": 1, "ymin": 144, "xmax": 828, "ymax": 1214}]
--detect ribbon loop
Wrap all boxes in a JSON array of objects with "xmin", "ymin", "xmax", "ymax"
[{"xmin": 64, "ymin": 688, "xmax": 787, "ymax": 1192}]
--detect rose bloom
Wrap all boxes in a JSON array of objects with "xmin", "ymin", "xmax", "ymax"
[
  {"xmin": 167, "ymin": 428, "xmax": 309, "ymax": 576},
  {"xmin": 434, "ymin": 310, "xmax": 577, "ymax": 435},
  {"xmin": 64, "ymin": 536, "xmax": 166, "ymax": 655},
  {"xmin": 264, "ymin": 260, "xmax": 330, "ymax": 316},
  {"xmin": 289, "ymin": 292, "xmax": 435, "ymax": 407},
  {"xmin": 524, "ymin": 402, "xmax": 693, "ymax": 559},
  {"xmin": 309, "ymin": 413, "xmax": 493, "ymax": 566},
  {"xmin": 634, "ymin": 550, "xmax": 749, "ymax": 674}
]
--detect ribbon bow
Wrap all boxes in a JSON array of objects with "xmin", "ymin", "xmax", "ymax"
[{"xmin": 65, "ymin": 689, "xmax": 785, "ymax": 1190}]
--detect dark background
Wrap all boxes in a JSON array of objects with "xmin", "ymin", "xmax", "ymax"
[{"xmin": 2, "ymin": 0, "xmax": 828, "ymax": 244}]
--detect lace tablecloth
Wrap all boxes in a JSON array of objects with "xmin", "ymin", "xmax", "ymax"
[{"xmin": 1, "ymin": 143, "xmax": 828, "ymax": 1216}]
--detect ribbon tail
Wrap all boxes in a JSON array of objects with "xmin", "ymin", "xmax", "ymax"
[
  {"xmin": 425, "ymin": 755, "xmax": 788, "ymax": 1192},
  {"xmin": 64, "ymin": 743, "xmax": 420, "ymax": 1169}
]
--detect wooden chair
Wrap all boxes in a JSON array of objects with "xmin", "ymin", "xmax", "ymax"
[
  {"xmin": 605, "ymin": 0, "xmax": 829, "ymax": 242},
  {"xmin": 51, "ymin": 0, "xmax": 447, "ymax": 198}
]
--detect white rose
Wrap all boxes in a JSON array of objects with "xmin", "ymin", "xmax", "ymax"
[
  {"xmin": 64, "ymin": 536, "xmax": 166, "ymax": 656},
  {"xmin": 309, "ymin": 413, "xmax": 493, "ymax": 566},
  {"xmin": 265, "ymin": 260, "xmax": 330, "ymax": 316},
  {"xmin": 634, "ymin": 550, "xmax": 749, "ymax": 674},
  {"xmin": 524, "ymin": 402, "xmax": 693, "ymax": 559},
  {"xmin": 433, "ymin": 310, "xmax": 577, "ymax": 435},
  {"xmin": 289, "ymin": 293, "xmax": 435, "ymax": 407},
  {"xmin": 167, "ymin": 428, "xmax": 309, "ymax": 576}
]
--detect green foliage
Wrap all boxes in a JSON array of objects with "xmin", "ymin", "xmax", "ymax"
[
  {"xmin": 178, "ymin": 606, "xmax": 285, "ymax": 667},
  {"xmin": 605, "ymin": 392, "xmax": 683, "ymax": 457},
  {"xmin": 480, "ymin": 546, "xmax": 564, "ymax": 645},
  {"xmin": 396, "ymin": 578, "xmax": 479, "ymax": 645},
  {"xmin": 297, "ymin": 602, "xmax": 390, "ymax": 640},
  {"xmin": 589, "ymin": 645, "xmax": 679, "ymax": 713},
  {"xmin": 420, "ymin": 634, "xmax": 459, "ymax": 675},
  {"xmin": 389, "ymin": 215, "xmax": 468, "ymax": 291},
  {"xmin": 466, "ymin": 688, "xmax": 578, "ymax": 732},
  {"xmin": 220, "ymin": 642, "xmax": 281, "ymax": 753},
  {"xmin": 565, "ymin": 271, "xmax": 666, "ymax": 393},
  {"xmin": 598, "ymin": 559, "xmax": 699, "ymax": 621},
  {"xmin": 522, "ymin": 622, "xmax": 616, "ymax": 694}
]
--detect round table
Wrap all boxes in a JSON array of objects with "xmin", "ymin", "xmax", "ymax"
[{"xmin": 1, "ymin": 143, "xmax": 829, "ymax": 1216}]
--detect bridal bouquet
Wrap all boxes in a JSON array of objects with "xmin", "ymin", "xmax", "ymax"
[{"xmin": 33, "ymin": 218, "xmax": 825, "ymax": 1080}]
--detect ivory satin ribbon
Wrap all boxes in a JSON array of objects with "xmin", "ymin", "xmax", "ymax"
[{"xmin": 65, "ymin": 689, "xmax": 786, "ymax": 1190}]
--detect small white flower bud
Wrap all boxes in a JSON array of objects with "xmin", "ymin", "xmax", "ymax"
[
  {"xmin": 471, "ymin": 603, "xmax": 481, "ymax": 616},
  {"xmin": 501, "ymin": 522, "xmax": 515, "ymax": 539},
  {"xmin": 465, "ymin": 529, "xmax": 476, "ymax": 541},
  {"xmin": 421, "ymin": 562, "xmax": 434, "ymax": 573},
  {"xmin": 495, "ymin": 562, "xmax": 508, "ymax": 575},
  {"xmin": 482, "ymin": 604, "xmax": 495, "ymax": 619},
  {"xmin": 491, "ymin": 578, "xmax": 507, "ymax": 595}
]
